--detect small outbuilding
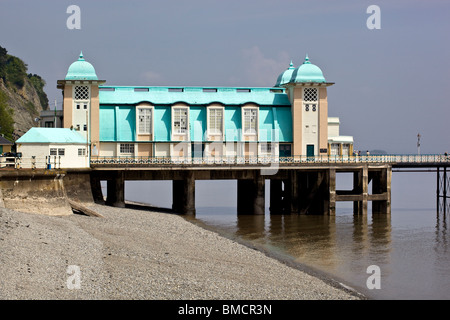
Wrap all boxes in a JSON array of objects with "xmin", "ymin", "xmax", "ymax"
[
  {"xmin": 16, "ymin": 128, "xmax": 89, "ymax": 169},
  {"xmin": 0, "ymin": 135, "xmax": 13, "ymax": 154}
]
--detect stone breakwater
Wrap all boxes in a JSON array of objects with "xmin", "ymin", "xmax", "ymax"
[{"xmin": 0, "ymin": 204, "xmax": 362, "ymax": 300}]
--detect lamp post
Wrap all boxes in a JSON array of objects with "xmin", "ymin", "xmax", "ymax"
[{"xmin": 417, "ymin": 133, "xmax": 421, "ymax": 156}]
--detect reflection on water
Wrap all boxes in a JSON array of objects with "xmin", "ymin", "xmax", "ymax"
[{"xmin": 193, "ymin": 207, "xmax": 450, "ymax": 300}]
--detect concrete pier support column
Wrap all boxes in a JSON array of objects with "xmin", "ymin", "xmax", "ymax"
[
  {"xmin": 269, "ymin": 179, "xmax": 284, "ymax": 214},
  {"xmin": 237, "ymin": 173, "xmax": 265, "ymax": 215},
  {"xmin": 287, "ymin": 170, "xmax": 299, "ymax": 214},
  {"xmin": 172, "ymin": 171, "xmax": 196, "ymax": 215},
  {"xmin": 362, "ymin": 165, "xmax": 369, "ymax": 215},
  {"xmin": 90, "ymin": 173, "xmax": 105, "ymax": 204},
  {"xmin": 298, "ymin": 171, "xmax": 309, "ymax": 215},
  {"xmin": 328, "ymin": 169, "xmax": 336, "ymax": 216},
  {"xmin": 106, "ymin": 171, "xmax": 125, "ymax": 208},
  {"xmin": 353, "ymin": 166, "xmax": 368, "ymax": 215},
  {"xmin": 386, "ymin": 165, "xmax": 392, "ymax": 214},
  {"xmin": 298, "ymin": 171, "xmax": 330, "ymax": 215},
  {"xmin": 372, "ymin": 166, "xmax": 392, "ymax": 214},
  {"xmin": 353, "ymin": 169, "xmax": 362, "ymax": 214},
  {"xmin": 311, "ymin": 170, "xmax": 330, "ymax": 215}
]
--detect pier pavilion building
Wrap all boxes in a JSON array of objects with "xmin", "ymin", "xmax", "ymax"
[
  {"xmin": 1, "ymin": 53, "xmax": 398, "ymax": 217},
  {"xmin": 56, "ymin": 52, "xmax": 353, "ymax": 161}
]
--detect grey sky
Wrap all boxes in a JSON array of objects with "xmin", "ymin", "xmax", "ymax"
[{"xmin": 1, "ymin": 0, "xmax": 449, "ymax": 154}]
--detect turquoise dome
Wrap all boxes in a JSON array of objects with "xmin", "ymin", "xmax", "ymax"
[
  {"xmin": 290, "ymin": 55, "xmax": 326, "ymax": 83},
  {"xmin": 65, "ymin": 52, "xmax": 98, "ymax": 80},
  {"xmin": 275, "ymin": 61, "xmax": 295, "ymax": 87}
]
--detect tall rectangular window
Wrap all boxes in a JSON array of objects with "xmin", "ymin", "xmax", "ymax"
[
  {"xmin": 243, "ymin": 108, "xmax": 257, "ymax": 135},
  {"xmin": 138, "ymin": 108, "xmax": 152, "ymax": 134},
  {"xmin": 173, "ymin": 107, "xmax": 188, "ymax": 134},
  {"xmin": 208, "ymin": 108, "xmax": 223, "ymax": 135}
]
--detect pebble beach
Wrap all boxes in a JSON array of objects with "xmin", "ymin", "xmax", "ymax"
[{"xmin": 0, "ymin": 203, "xmax": 362, "ymax": 300}]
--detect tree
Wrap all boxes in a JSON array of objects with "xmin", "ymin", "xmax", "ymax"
[
  {"xmin": 0, "ymin": 45, "xmax": 7, "ymax": 81},
  {"xmin": 28, "ymin": 73, "xmax": 49, "ymax": 110},
  {"xmin": 5, "ymin": 55, "xmax": 27, "ymax": 88},
  {"xmin": 0, "ymin": 89, "xmax": 14, "ymax": 141}
]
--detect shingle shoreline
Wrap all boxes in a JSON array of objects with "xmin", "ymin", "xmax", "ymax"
[{"xmin": 0, "ymin": 204, "xmax": 363, "ymax": 300}]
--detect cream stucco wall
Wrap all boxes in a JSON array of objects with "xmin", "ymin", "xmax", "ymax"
[
  {"xmin": 98, "ymin": 142, "xmax": 117, "ymax": 157},
  {"xmin": 291, "ymin": 87, "xmax": 303, "ymax": 156},
  {"xmin": 90, "ymin": 85, "xmax": 100, "ymax": 155},
  {"xmin": 138, "ymin": 143, "xmax": 153, "ymax": 157},
  {"xmin": 16, "ymin": 143, "xmax": 89, "ymax": 168},
  {"xmin": 155, "ymin": 143, "xmax": 170, "ymax": 157},
  {"xmin": 318, "ymin": 87, "xmax": 329, "ymax": 154},
  {"xmin": 328, "ymin": 117, "xmax": 340, "ymax": 137},
  {"xmin": 63, "ymin": 85, "xmax": 73, "ymax": 129}
]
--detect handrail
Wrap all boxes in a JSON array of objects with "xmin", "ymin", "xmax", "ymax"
[
  {"xmin": 0, "ymin": 156, "xmax": 62, "ymax": 169},
  {"xmin": 88, "ymin": 154, "xmax": 450, "ymax": 166},
  {"xmin": 2, "ymin": 154, "xmax": 449, "ymax": 169}
]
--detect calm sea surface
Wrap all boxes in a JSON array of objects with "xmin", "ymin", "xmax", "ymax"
[{"xmin": 124, "ymin": 171, "xmax": 450, "ymax": 300}]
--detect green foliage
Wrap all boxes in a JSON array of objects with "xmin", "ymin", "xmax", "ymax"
[
  {"xmin": 5, "ymin": 55, "xmax": 27, "ymax": 89},
  {"xmin": 28, "ymin": 73, "xmax": 49, "ymax": 110},
  {"xmin": 0, "ymin": 46, "xmax": 7, "ymax": 81},
  {"xmin": 0, "ymin": 45, "xmax": 30, "ymax": 90},
  {"xmin": 7, "ymin": 56, "xmax": 27, "ymax": 88},
  {"xmin": 0, "ymin": 89, "xmax": 14, "ymax": 141}
]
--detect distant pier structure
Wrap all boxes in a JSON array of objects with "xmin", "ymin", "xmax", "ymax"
[{"xmin": 437, "ymin": 166, "xmax": 450, "ymax": 215}]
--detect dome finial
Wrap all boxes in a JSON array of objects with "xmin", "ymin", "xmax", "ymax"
[
  {"xmin": 78, "ymin": 51, "xmax": 85, "ymax": 61},
  {"xmin": 289, "ymin": 60, "xmax": 294, "ymax": 68},
  {"xmin": 304, "ymin": 54, "xmax": 310, "ymax": 64}
]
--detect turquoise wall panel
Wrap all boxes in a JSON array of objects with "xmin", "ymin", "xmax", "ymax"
[
  {"xmin": 99, "ymin": 106, "xmax": 116, "ymax": 141},
  {"xmin": 117, "ymin": 106, "xmax": 135, "ymax": 141},
  {"xmin": 189, "ymin": 106, "xmax": 206, "ymax": 142},
  {"xmin": 224, "ymin": 107, "xmax": 240, "ymax": 141},
  {"xmin": 100, "ymin": 104, "xmax": 291, "ymax": 143},
  {"xmin": 259, "ymin": 107, "xmax": 274, "ymax": 142},
  {"xmin": 274, "ymin": 107, "xmax": 292, "ymax": 142},
  {"xmin": 154, "ymin": 106, "xmax": 171, "ymax": 142}
]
